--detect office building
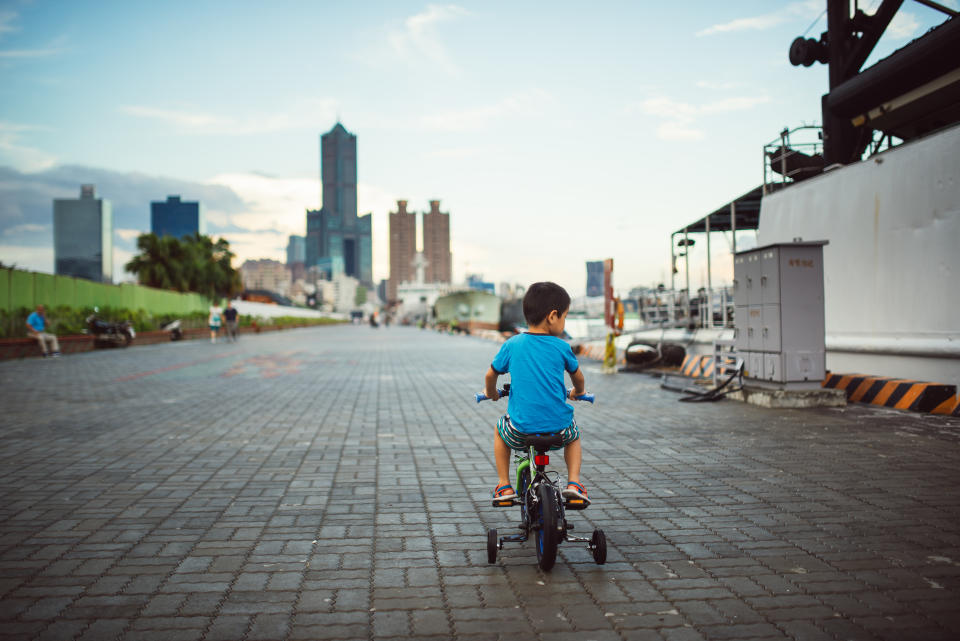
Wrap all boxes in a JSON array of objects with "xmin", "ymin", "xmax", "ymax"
[
  {"xmin": 305, "ymin": 123, "xmax": 373, "ymax": 285},
  {"xmin": 422, "ymin": 200, "xmax": 451, "ymax": 284},
  {"xmin": 53, "ymin": 184, "xmax": 113, "ymax": 283},
  {"xmin": 286, "ymin": 235, "xmax": 305, "ymax": 265},
  {"xmin": 586, "ymin": 260, "xmax": 604, "ymax": 297},
  {"xmin": 151, "ymin": 195, "xmax": 205, "ymax": 239},
  {"xmin": 388, "ymin": 200, "xmax": 416, "ymax": 301}
]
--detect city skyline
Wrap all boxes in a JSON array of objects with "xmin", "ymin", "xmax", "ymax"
[{"xmin": 1, "ymin": 2, "xmax": 952, "ymax": 294}]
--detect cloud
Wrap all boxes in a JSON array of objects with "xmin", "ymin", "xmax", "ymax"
[
  {"xmin": 3, "ymin": 223, "xmax": 47, "ymax": 236},
  {"xmin": 634, "ymin": 94, "xmax": 770, "ymax": 141},
  {"xmin": 696, "ymin": 1, "xmax": 822, "ymax": 36},
  {"xmin": 206, "ymin": 172, "xmax": 318, "ymax": 236},
  {"xmin": 420, "ymin": 89, "xmax": 550, "ymax": 131},
  {"xmin": 119, "ymin": 98, "xmax": 338, "ymax": 135},
  {"xmin": 887, "ymin": 11, "xmax": 920, "ymax": 39},
  {"xmin": 116, "ymin": 228, "xmax": 142, "ymax": 241},
  {"xmin": 0, "ymin": 122, "xmax": 58, "ymax": 171},
  {"xmin": 0, "ymin": 10, "xmax": 18, "ymax": 38},
  {"xmin": 0, "ymin": 47, "xmax": 65, "ymax": 58},
  {"xmin": 656, "ymin": 121, "xmax": 704, "ymax": 141},
  {"xmin": 388, "ymin": 4, "xmax": 470, "ymax": 75},
  {"xmin": 0, "ymin": 244, "xmax": 52, "ymax": 273}
]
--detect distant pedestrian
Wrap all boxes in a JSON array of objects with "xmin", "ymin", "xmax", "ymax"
[
  {"xmin": 223, "ymin": 301, "xmax": 239, "ymax": 342},
  {"xmin": 209, "ymin": 300, "xmax": 223, "ymax": 343},
  {"xmin": 26, "ymin": 305, "xmax": 61, "ymax": 357}
]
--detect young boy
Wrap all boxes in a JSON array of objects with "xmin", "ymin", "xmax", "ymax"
[{"xmin": 484, "ymin": 281, "xmax": 590, "ymax": 506}]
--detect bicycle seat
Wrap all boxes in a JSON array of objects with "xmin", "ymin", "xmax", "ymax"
[{"xmin": 520, "ymin": 433, "xmax": 564, "ymax": 451}]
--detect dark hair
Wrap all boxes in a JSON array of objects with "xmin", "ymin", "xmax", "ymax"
[{"xmin": 523, "ymin": 282, "xmax": 571, "ymax": 325}]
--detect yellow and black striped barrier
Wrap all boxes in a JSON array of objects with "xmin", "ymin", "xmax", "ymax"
[
  {"xmin": 822, "ymin": 373, "xmax": 957, "ymax": 414},
  {"xmin": 680, "ymin": 354, "xmax": 715, "ymax": 379}
]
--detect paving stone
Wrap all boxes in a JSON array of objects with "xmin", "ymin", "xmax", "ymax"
[{"xmin": 1, "ymin": 326, "xmax": 959, "ymax": 640}]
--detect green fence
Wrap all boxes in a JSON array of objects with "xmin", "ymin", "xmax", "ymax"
[{"xmin": 0, "ymin": 268, "xmax": 210, "ymax": 316}]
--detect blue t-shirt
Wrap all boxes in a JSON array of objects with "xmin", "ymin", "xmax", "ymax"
[
  {"xmin": 26, "ymin": 312, "xmax": 45, "ymax": 332},
  {"xmin": 491, "ymin": 333, "xmax": 580, "ymax": 433}
]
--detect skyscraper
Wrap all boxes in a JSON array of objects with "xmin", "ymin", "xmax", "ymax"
[
  {"xmin": 388, "ymin": 200, "xmax": 416, "ymax": 301},
  {"xmin": 586, "ymin": 261, "xmax": 604, "ymax": 297},
  {"xmin": 286, "ymin": 235, "xmax": 305, "ymax": 265},
  {"xmin": 151, "ymin": 195, "xmax": 205, "ymax": 239},
  {"xmin": 53, "ymin": 184, "xmax": 113, "ymax": 283},
  {"xmin": 304, "ymin": 123, "xmax": 373, "ymax": 285},
  {"xmin": 422, "ymin": 200, "xmax": 451, "ymax": 284}
]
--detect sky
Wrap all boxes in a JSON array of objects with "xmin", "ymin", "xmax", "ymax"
[{"xmin": 0, "ymin": 0, "xmax": 953, "ymax": 295}]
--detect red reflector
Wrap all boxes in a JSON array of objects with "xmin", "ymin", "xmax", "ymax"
[{"xmin": 534, "ymin": 454, "xmax": 549, "ymax": 466}]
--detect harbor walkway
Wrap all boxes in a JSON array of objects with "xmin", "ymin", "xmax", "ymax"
[{"xmin": 1, "ymin": 325, "xmax": 959, "ymax": 641}]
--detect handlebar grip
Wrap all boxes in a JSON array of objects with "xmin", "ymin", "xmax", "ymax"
[
  {"xmin": 475, "ymin": 388, "xmax": 509, "ymax": 403},
  {"xmin": 577, "ymin": 393, "xmax": 595, "ymax": 403}
]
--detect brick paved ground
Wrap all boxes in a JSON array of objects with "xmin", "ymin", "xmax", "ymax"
[{"xmin": 1, "ymin": 325, "xmax": 959, "ymax": 641}]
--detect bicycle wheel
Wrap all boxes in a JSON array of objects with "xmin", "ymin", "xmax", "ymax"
[
  {"xmin": 535, "ymin": 483, "xmax": 559, "ymax": 571},
  {"xmin": 487, "ymin": 529, "xmax": 498, "ymax": 564},
  {"xmin": 591, "ymin": 529, "xmax": 607, "ymax": 565}
]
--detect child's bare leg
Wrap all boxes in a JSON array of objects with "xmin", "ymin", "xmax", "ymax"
[
  {"xmin": 564, "ymin": 439, "xmax": 582, "ymax": 484},
  {"xmin": 494, "ymin": 430, "xmax": 512, "ymax": 487}
]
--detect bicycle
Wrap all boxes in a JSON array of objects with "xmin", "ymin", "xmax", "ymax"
[{"xmin": 475, "ymin": 383, "xmax": 607, "ymax": 570}]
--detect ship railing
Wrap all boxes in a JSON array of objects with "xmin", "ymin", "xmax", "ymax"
[
  {"xmin": 637, "ymin": 287, "xmax": 734, "ymax": 330},
  {"xmin": 763, "ymin": 125, "xmax": 824, "ymax": 194}
]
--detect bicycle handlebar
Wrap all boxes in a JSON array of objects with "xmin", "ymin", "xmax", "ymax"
[{"xmin": 475, "ymin": 388, "xmax": 595, "ymax": 404}]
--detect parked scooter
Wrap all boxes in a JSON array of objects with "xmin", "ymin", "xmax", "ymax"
[
  {"xmin": 85, "ymin": 308, "xmax": 135, "ymax": 347},
  {"xmin": 162, "ymin": 319, "xmax": 183, "ymax": 341}
]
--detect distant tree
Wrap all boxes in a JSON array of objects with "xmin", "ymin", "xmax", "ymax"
[
  {"xmin": 126, "ymin": 233, "xmax": 242, "ymax": 300},
  {"xmin": 354, "ymin": 286, "xmax": 367, "ymax": 306}
]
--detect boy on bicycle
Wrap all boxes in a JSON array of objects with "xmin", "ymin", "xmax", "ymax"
[{"xmin": 483, "ymin": 281, "xmax": 590, "ymax": 506}]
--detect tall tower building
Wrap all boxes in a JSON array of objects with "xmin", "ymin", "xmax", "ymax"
[
  {"xmin": 388, "ymin": 200, "xmax": 416, "ymax": 302},
  {"xmin": 310, "ymin": 122, "xmax": 372, "ymax": 285},
  {"xmin": 53, "ymin": 184, "xmax": 113, "ymax": 283},
  {"xmin": 422, "ymin": 200, "xmax": 451, "ymax": 284},
  {"xmin": 586, "ymin": 261, "xmax": 604, "ymax": 297},
  {"xmin": 151, "ymin": 195, "xmax": 205, "ymax": 239}
]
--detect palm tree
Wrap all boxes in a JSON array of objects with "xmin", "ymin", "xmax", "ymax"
[{"xmin": 126, "ymin": 233, "xmax": 241, "ymax": 300}]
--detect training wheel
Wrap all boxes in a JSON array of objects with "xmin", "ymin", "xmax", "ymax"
[
  {"xmin": 591, "ymin": 529, "xmax": 607, "ymax": 565},
  {"xmin": 487, "ymin": 528, "xmax": 498, "ymax": 564}
]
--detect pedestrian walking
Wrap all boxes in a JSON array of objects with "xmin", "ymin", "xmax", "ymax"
[
  {"xmin": 25, "ymin": 305, "xmax": 61, "ymax": 357},
  {"xmin": 209, "ymin": 300, "xmax": 223, "ymax": 343},
  {"xmin": 223, "ymin": 301, "xmax": 239, "ymax": 342}
]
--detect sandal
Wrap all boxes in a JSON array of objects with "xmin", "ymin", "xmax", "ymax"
[
  {"xmin": 492, "ymin": 483, "xmax": 516, "ymax": 501},
  {"xmin": 562, "ymin": 481, "xmax": 591, "ymax": 505}
]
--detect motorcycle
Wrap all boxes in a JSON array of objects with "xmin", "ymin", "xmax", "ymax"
[
  {"xmin": 85, "ymin": 308, "xmax": 135, "ymax": 347},
  {"xmin": 162, "ymin": 319, "xmax": 183, "ymax": 341}
]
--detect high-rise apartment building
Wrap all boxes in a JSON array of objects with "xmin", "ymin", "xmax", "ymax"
[
  {"xmin": 305, "ymin": 123, "xmax": 373, "ymax": 285},
  {"xmin": 422, "ymin": 200, "xmax": 451, "ymax": 284},
  {"xmin": 586, "ymin": 261, "xmax": 604, "ymax": 297},
  {"xmin": 53, "ymin": 184, "xmax": 113, "ymax": 283},
  {"xmin": 151, "ymin": 195, "xmax": 205, "ymax": 239},
  {"xmin": 388, "ymin": 200, "xmax": 416, "ymax": 301},
  {"xmin": 240, "ymin": 258, "xmax": 291, "ymax": 294},
  {"xmin": 286, "ymin": 235, "xmax": 305, "ymax": 265}
]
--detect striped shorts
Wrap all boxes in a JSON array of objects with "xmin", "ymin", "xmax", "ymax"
[{"xmin": 496, "ymin": 415, "xmax": 580, "ymax": 452}]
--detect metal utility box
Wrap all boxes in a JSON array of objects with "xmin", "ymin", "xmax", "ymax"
[{"xmin": 733, "ymin": 241, "xmax": 827, "ymax": 388}]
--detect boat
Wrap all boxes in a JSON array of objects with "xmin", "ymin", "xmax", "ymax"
[{"xmin": 434, "ymin": 289, "xmax": 501, "ymax": 332}]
